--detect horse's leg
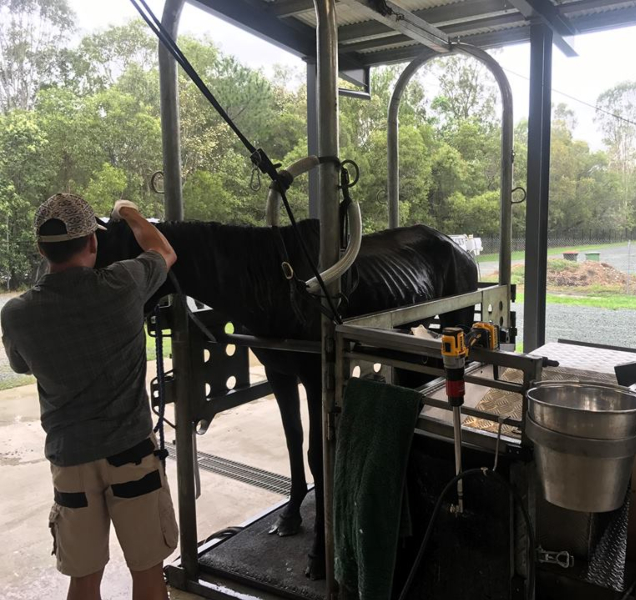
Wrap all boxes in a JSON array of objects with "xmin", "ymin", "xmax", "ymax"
[
  {"xmin": 300, "ymin": 374, "xmax": 326, "ymax": 580},
  {"xmin": 266, "ymin": 368, "xmax": 308, "ymax": 537}
]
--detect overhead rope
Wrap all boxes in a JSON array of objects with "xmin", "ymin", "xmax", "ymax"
[
  {"xmin": 130, "ymin": 0, "xmax": 343, "ymax": 324},
  {"xmin": 132, "ymin": 0, "xmax": 261, "ymax": 165}
]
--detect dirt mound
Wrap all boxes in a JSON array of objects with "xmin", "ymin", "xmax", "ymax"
[{"xmin": 510, "ymin": 258, "xmax": 636, "ymax": 289}]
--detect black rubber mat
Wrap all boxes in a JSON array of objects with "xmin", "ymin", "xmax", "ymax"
[{"xmin": 199, "ymin": 492, "xmax": 326, "ymax": 600}]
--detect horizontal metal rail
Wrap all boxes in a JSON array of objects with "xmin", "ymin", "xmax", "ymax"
[
  {"xmin": 421, "ymin": 396, "xmax": 523, "ymax": 428},
  {"xmin": 216, "ymin": 333, "xmax": 321, "ymax": 354},
  {"xmin": 415, "ymin": 415, "xmax": 522, "ymax": 455},
  {"xmin": 348, "ymin": 346, "xmax": 528, "ymax": 395},
  {"xmin": 338, "ymin": 324, "xmax": 543, "ymax": 372},
  {"xmin": 346, "ymin": 349, "xmax": 524, "ymax": 427},
  {"xmin": 344, "ymin": 285, "xmax": 509, "ymax": 329}
]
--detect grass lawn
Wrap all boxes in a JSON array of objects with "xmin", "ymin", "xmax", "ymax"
[
  {"xmin": 0, "ymin": 374, "xmax": 35, "ymax": 391},
  {"xmin": 514, "ymin": 292, "xmax": 636, "ymax": 310},
  {"xmin": 146, "ymin": 330, "xmax": 172, "ymax": 361},
  {"xmin": 477, "ymin": 242, "xmax": 627, "ymax": 264}
]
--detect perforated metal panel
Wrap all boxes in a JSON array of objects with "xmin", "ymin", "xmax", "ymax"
[{"xmin": 149, "ymin": 306, "xmax": 272, "ymax": 433}]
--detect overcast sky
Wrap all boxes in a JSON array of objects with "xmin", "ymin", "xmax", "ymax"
[{"xmin": 68, "ymin": 0, "xmax": 636, "ymax": 150}]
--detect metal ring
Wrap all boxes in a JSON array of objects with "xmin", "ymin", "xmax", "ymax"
[
  {"xmin": 340, "ymin": 159, "xmax": 360, "ymax": 187},
  {"xmin": 511, "ymin": 186, "xmax": 527, "ymax": 204},
  {"xmin": 151, "ymin": 171, "xmax": 165, "ymax": 194},
  {"xmin": 281, "ymin": 262, "xmax": 294, "ymax": 280}
]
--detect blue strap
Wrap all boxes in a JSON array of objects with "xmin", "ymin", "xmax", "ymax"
[{"xmin": 153, "ymin": 306, "xmax": 168, "ymax": 469}]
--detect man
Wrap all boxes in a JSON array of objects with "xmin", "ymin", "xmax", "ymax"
[{"xmin": 1, "ymin": 193, "xmax": 178, "ymax": 600}]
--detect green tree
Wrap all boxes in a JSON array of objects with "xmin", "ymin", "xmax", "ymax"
[
  {"xmin": 0, "ymin": 178, "xmax": 36, "ymax": 288},
  {"xmin": 80, "ymin": 88, "xmax": 162, "ymax": 215},
  {"xmin": 0, "ymin": 110, "xmax": 52, "ymax": 198},
  {"xmin": 83, "ymin": 163, "xmax": 128, "ymax": 216},
  {"xmin": 0, "ymin": 0, "xmax": 75, "ymax": 111},
  {"xmin": 0, "ymin": 111, "xmax": 51, "ymax": 288},
  {"xmin": 429, "ymin": 54, "xmax": 498, "ymax": 128},
  {"xmin": 550, "ymin": 103, "xmax": 621, "ymax": 231},
  {"xmin": 595, "ymin": 82, "xmax": 636, "ymax": 227},
  {"xmin": 60, "ymin": 20, "xmax": 156, "ymax": 95},
  {"xmin": 34, "ymin": 88, "xmax": 100, "ymax": 193}
]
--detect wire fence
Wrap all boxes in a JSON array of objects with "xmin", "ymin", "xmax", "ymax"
[{"xmin": 480, "ymin": 229, "xmax": 636, "ymax": 254}]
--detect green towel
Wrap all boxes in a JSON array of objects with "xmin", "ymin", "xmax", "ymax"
[{"xmin": 334, "ymin": 378, "xmax": 422, "ymax": 600}]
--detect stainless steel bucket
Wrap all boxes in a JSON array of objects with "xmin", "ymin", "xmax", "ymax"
[{"xmin": 526, "ymin": 381, "xmax": 636, "ymax": 513}]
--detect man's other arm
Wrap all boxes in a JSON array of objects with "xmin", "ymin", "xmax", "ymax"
[{"xmin": 0, "ymin": 310, "xmax": 31, "ymax": 374}]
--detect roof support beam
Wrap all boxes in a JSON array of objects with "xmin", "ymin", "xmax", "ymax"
[
  {"xmin": 189, "ymin": 0, "xmax": 366, "ymax": 73},
  {"xmin": 338, "ymin": 0, "xmax": 515, "ymax": 43},
  {"xmin": 190, "ymin": 0, "xmax": 316, "ymax": 57},
  {"xmin": 340, "ymin": 13, "xmax": 524, "ymax": 53},
  {"xmin": 272, "ymin": 0, "xmax": 321, "ymax": 18},
  {"xmin": 338, "ymin": 0, "xmax": 451, "ymax": 53},
  {"xmin": 274, "ymin": 0, "xmax": 516, "ymax": 27},
  {"xmin": 357, "ymin": 26, "xmax": 532, "ymax": 65},
  {"xmin": 506, "ymin": 0, "xmax": 578, "ymax": 56},
  {"xmin": 567, "ymin": 5, "xmax": 636, "ymax": 33},
  {"xmin": 272, "ymin": 0, "xmax": 336, "ymax": 18}
]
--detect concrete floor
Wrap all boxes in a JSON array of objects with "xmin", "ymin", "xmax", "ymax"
[{"xmin": 0, "ymin": 360, "xmax": 310, "ymax": 600}]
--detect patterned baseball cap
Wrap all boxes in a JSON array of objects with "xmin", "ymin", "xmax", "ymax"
[{"xmin": 34, "ymin": 193, "xmax": 106, "ymax": 242}]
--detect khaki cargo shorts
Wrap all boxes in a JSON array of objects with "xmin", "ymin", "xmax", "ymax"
[{"xmin": 48, "ymin": 436, "xmax": 178, "ymax": 578}]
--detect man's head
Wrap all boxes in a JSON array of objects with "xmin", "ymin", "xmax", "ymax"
[{"xmin": 35, "ymin": 193, "xmax": 106, "ymax": 268}]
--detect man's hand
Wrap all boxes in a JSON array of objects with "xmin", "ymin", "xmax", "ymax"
[
  {"xmin": 111, "ymin": 200, "xmax": 140, "ymax": 221},
  {"xmin": 112, "ymin": 201, "xmax": 177, "ymax": 269}
]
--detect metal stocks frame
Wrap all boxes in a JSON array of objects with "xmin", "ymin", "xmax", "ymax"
[{"xmin": 156, "ymin": 0, "xmax": 535, "ymax": 597}]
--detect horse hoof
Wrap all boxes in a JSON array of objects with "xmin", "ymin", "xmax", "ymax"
[
  {"xmin": 305, "ymin": 555, "xmax": 326, "ymax": 581},
  {"xmin": 268, "ymin": 512, "xmax": 302, "ymax": 537}
]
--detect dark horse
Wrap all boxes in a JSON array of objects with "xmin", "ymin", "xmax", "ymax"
[{"xmin": 95, "ymin": 218, "xmax": 478, "ymax": 579}]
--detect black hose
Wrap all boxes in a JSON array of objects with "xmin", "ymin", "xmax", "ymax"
[
  {"xmin": 201, "ymin": 526, "xmax": 245, "ymax": 546},
  {"xmin": 397, "ymin": 467, "xmax": 536, "ymax": 600}
]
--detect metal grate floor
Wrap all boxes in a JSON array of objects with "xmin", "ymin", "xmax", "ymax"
[{"xmin": 165, "ymin": 441, "xmax": 291, "ymax": 496}]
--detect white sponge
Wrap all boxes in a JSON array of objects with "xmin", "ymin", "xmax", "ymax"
[{"xmin": 111, "ymin": 199, "xmax": 140, "ymax": 221}]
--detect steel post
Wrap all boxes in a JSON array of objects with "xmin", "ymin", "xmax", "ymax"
[
  {"xmin": 307, "ymin": 59, "xmax": 320, "ymax": 219},
  {"xmin": 160, "ymin": 0, "xmax": 185, "ymax": 222},
  {"xmin": 159, "ymin": 0, "xmax": 199, "ymax": 580},
  {"xmin": 523, "ymin": 23, "xmax": 553, "ymax": 352},
  {"xmin": 387, "ymin": 45, "xmax": 514, "ymax": 292},
  {"xmin": 313, "ymin": 0, "xmax": 340, "ymax": 596}
]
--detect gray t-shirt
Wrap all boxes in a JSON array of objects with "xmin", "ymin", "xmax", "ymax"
[{"xmin": 1, "ymin": 251, "xmax": 167, "ymax": 466}]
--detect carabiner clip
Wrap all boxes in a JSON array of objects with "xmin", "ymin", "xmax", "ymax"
[{"xmin": 250, "ymin": 166, "xmax": 262, "ymax": 192}]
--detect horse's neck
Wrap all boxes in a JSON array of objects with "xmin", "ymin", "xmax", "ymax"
[
  {"xmin": 158, "ymin": 221, "xmax": 286, "ymax": 334},
  {"xmin": 157, "ymin": 221, "xmax": 221, "ymax": 305}
]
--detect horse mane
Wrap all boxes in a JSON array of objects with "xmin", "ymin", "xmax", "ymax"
[{"xmin": 155, "ymin": 218, "xmax": 321, "ymax": 335}]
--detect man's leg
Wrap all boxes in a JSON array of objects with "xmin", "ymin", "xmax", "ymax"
[
  {"xmin": 67, "ymin": 568, "xmax": 105, "ymax": 600},
  {"xmin": 50, "ymin": 462, "xmax": 110, "ymax": 595},
  {"xmin": 107, "ymin": 438, "xmax": 178, "ymax": 600},
  {"xmin": 131, "ymin": 563, "xmax": 168, "ymax": 600}
]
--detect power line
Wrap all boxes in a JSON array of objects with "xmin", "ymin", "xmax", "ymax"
[{"xmin": 501, "ymin": 66, "xmax": 636, "ymax": 128}]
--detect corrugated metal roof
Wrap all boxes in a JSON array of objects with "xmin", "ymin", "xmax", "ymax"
[{"xmin": 192, "ymin": 0, "xmax": 636, "ymax": 67}]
